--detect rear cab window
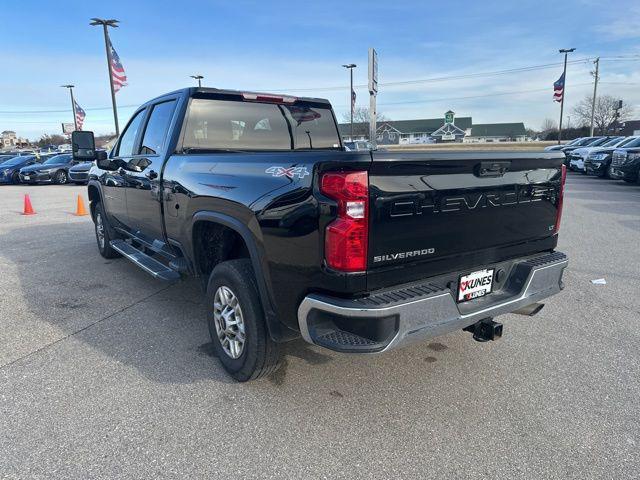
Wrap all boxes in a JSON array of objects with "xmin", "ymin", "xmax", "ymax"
[{"xmin": 181, "ymin": 96, "xmax": 341, "ymax": 152}]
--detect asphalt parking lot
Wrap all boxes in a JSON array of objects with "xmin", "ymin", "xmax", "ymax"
[{"xmin": 1, "ymin": 176, "xmax": 639, "ymax": 479}]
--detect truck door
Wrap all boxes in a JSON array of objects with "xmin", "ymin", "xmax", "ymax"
[
  {"xmin": 123, "ymin": 99, "xmax": 178, "ymax": 244},
  {"xmin": 103, "ymin": 108, "xmax": 146, "ymax": 229}
]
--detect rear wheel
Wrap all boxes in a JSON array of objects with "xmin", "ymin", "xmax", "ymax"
[
  {"xmin": 94, "ymin": 202, "xmax": 121, "ymax": 259},
  {"xmin": 54, "ymin": 170, "xmax": 68, "ymax": 185},
  {"xmin": 206, "ymin": 259, "xmax": 282, "ymax": 381}
]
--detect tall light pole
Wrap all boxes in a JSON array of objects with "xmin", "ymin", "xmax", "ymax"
[
  {"xmin": 61, "ymin": 84, "xmax": 78, "ymax": 131},
  {"xmin": 190, "ymin": 75, "xmax": 204, "ymax": 87},
  {"xmin": 557, "ymin": 48, "xmax": 575, "ymax": 144},
  {"xmin": 342, "ymin": 63, "xmax": 356, "ymax": 141},
  {"xmin": 589, "ymin": 57, "xmax": 600, "ymax": 136},
  {"xmin": 90, "ymin": 18, "xmax": 120, "ymax": 136}
]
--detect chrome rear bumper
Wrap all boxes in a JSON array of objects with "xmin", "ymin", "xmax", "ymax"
[{"xmin": 297, "ymin": 252, "xmax": 568, "ymax": 353}]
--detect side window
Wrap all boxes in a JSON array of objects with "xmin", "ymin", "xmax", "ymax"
[
  {"xmin": 139, "ymin": 100, "xmax": 177, "ymax": 155},
  {"xmin": 116, "ymin": 110, "xmax": 145, "ymax": 157}
]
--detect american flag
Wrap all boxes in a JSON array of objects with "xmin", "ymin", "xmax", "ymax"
[
  {"xmin": 553, "ymin": 72, "xmax": 565, "ymax": 103},
  {"xmin": 351, "ymin": 89, "xmax": 356, "ymax": 111},
  {"xmin": 74, "ymin": 100, "xmax": 86, "ymax": 130},
  {"xmin": 108, "ymin": 38, "xmax": 127, "ymax": 92}
]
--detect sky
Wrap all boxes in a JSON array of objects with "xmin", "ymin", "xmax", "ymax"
[{"xmin": 2, "ymin": 0, "xmax": 640, "ymax": 140}]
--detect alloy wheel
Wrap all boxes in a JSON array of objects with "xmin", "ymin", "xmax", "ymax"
[
  {"xmin": 95, "ymin": 213, "xmax": 106, "ymax": 250},
  {"xmin": 213, "ymin": 286, "xmax": 246, "ymax": 359}
]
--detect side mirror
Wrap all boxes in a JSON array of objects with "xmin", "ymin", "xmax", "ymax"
[{"xmin": 72, "ymin": 131, "xmax": 96, "ymax": 161}]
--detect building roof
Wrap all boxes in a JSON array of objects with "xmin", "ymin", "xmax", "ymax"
[
  {"xmin": 338, "ymin": 117, "xmax": 472, "ymax": 136},
  {"xmin": 2, "ymin": 130, "xmax": 16, "ymax": 135},
  {"xmin": 469, "ymin": 123, "xmax": 526, "ymax": 137}
]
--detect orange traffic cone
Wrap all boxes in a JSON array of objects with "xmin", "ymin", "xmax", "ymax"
[
  {"xmin": 75, "ymin": 195, "xmax": 88, "ymax": 216},
  {"xmin": 22, "ymin": 194, "xmax": 36, "ymax": 215}
]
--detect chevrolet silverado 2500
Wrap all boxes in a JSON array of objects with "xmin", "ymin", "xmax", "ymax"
[{"xmin": 71, "ymin": 87, "xmax": 568, "ymax": 381}]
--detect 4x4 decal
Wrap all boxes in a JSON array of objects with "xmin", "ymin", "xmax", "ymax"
[{"xmin": 265, "ymin": 166, "xmax": 310, "ymax": 179}]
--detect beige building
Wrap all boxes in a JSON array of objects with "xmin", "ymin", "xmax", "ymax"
[{"xmin": 2, "ymin": 130, "xmax": 18, "ymax": 148}]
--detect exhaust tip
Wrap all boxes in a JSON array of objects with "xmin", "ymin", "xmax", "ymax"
[{"xmin": 513, "ymin": 303, "xmax": 545, "ymax": 317}]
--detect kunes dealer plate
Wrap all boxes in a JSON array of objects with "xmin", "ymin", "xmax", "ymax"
[{"xmin": 457, "ymin": 268, "xmax": 494, "ymax": 303}]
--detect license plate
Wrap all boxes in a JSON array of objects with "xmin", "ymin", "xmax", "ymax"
[
  {"xmin": 23, "ymin": 176, "xmax": 30, "ymax": 180},
  {"xmin": 458, "ymin": 268, "xmax": 494, "ymax": 302}
]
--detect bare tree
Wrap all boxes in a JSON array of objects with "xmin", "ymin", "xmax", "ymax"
[
  {"xmin": 36, "ymin": 134, "xmax": 66, "ymax": 148},
  {"xmin": 540, "ymin": 118, "xmax": 557, "ymax": 134},
  {"xmin": 341, "ymin": 107, "xmax": 389, "ymax": 137},
  {"xmin": 571, "ymin": 95, "xmax": 633, "ymax": 135}
]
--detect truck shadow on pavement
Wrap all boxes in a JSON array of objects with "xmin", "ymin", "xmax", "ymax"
[{"xmin": 3, "ymin": 221, "xmax": 407, "ymax": 387}]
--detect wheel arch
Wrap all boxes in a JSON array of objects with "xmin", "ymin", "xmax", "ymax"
[
  {"xmin": 87, "ymin": 181, "xmax": 102, "ymax": 218},
  {"xmin": 189, "ymin": 210, "xmax": 297, "ymax": 342}
]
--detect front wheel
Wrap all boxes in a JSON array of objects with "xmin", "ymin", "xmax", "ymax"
[
  {"xmin": 11, "ymin": 172, "xmax": 20, "ymax": 184},
  {"xmin": 94, "ymin": 202, "xmax": 121, "ymax": 259},
  {"xmin": 54, "ymin": 170, "xmax": 68, "ymax": 185},
  {"xmin": 206, "ymin": 259, "xmax": 282, "ymax": 381}
]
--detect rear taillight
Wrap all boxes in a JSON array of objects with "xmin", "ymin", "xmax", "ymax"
[
  {"xmin": 553, "ymin": 165, "xmax": 567, "ymax": 234},
  {"xmin": 320, "ymin": 171, "xmax": 369, "ymax": 272}
]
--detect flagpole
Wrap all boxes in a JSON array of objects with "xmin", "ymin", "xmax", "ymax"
[
  {"xmin": 557, "ymin": 48, "xmax": 575, "ymax": 145},
  {"xmin": 91, "ymin": 18, "xmax": 120, "ymax": 136},
  {"xmin": 61, "ymin": 85, "xmax": 78, "ymax": 131}
]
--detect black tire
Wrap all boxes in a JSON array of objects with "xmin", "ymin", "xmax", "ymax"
[
  {"xmin": 206, "ymin": 259, "xmax": 281, "ymax": 381},
  {"xmin": 602, "ymin": 166, "xmax": 612, "ymax": 178},
  {"xmin": 54, "ymin": 170, "xmax": 68, "ymax": 185},
  {"xmin": 11, "ymin": 172, "xmax": 20, "ymax": 184},
  {"xmin": 93, "ymin": 202, "xmax": 121, "ymax": 259}
]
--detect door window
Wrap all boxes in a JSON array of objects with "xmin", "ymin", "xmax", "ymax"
[
  {"xmin": 139, "ymin": 101, "xmax": 177, "ymax": 155},
  {"xmin": 116, "ymin": 110, "xmax": 145, "ymax": 157}
]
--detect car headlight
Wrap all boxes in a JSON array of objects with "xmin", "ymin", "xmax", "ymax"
[
  {"xmin": 628, "ymin": 153, "xmax": 640, "ymax": 161},
  {"xmin": 590, "ymin": 153, "xmax": 607, "ymax": 161}
]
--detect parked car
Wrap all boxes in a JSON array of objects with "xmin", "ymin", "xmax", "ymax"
[
  {"xmin": 344, "ymin": 140, "xmax": 374, "ymax": 151},
  {"xmin": 610, "ymin": 137, "xmax": 640, "ymax": 183},
  {"xmin": 18, "ymin": 153, "xmax": 76, "ymax": 184},
  {"xmin": 71, "ymin": 87, "xmax": 568, "ymax": 381},
  {"xmin": 585, "ymin": 136, "xmax": 639, "ymax": 177},
  {"xmin": 568, "ymin": 136, "xmax": 624, "ymax": 172},
  {"xmin": 0, "ymin": 155, "xmax": 39, "ymax": 184},
  {"xmin": 68, "ymin": 161, "xmax": 93, "ymax": 185},
  {"xmin": 0, "ymin": 154, "xmax": 17, "ymax": 164},
  {"xmin": 544, "ymin": 137, "xmax": 585, "ymax": 152},
  {"xmin": 561, "ymin": 137, "xmax": 608, "ymax": 166}
]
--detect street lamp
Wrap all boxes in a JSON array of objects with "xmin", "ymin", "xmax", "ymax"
[
  {"xmin": 342, "ymin": 63, "xmax": 357, "ymax": 141},
  {"xmin": 90, "ymin": 18, "xmax": 120, "ymax": 136},
  {"xmin": 557, "ymin": 47, "xmax": 576, "ymax": 144},
  {"xmin": 190, "ymin": 75, "xmax": 204, "ymax": 87},
  {"xmin": 60, "ymin": 84, "xmax": 78, "ymax": 131}
]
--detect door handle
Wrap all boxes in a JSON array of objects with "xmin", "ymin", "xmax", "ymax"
[{"xmin": 145, "ymin": 170, "xmax": 158, "ymax": 180}]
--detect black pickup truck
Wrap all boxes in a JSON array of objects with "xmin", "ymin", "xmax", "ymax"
[{"xmin": 71, "ymin": 87, "xmax": 568, "ymax": 381}]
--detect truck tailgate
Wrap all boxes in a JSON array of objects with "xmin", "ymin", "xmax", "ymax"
[{"xmin": 367, "ymin": 151, "xmax": 564, "ymax": 289}]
